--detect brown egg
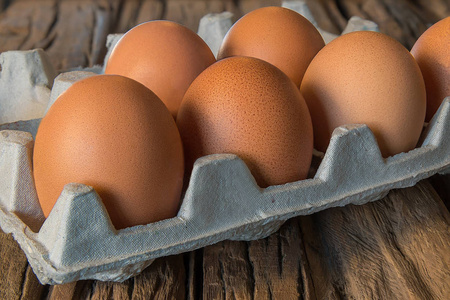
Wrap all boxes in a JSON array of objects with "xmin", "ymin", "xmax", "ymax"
[
  {"xmin": 33, "ymin": 75, "xmax": 184, "ymax": 230},
  {"xmin": 411, "ymin": 17, "xmax": 450, "ymax": 122},
  {"xmin": 104, "ymin": 20, "xmax": 216, "ymax": 118},
  {"xmin": 217, "ymin": 6, "xmax": 325, "ymax": 87},
  {"xmin": 176, "ymin": 56, "xmax": 313, "ymax": 188},
  {"xmin": 300, "ymin": 31, "xmax": 426, "ymax": 158}
]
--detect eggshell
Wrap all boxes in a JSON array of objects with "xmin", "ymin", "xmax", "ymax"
[
  {"xmin": 33, "ymin": 75, "xmax": 184, "ymax": 230},
  {"xmin": 411, "ymin": 17, "xmax": 450, "ymax": 122},
  {"xmin": 217, "ymin": 6, "xmax": 325, "ymax": 87},
  {"xmin": 104, "ymin": 21, "xmax": 216, "ymax": 118},
  {"xmin": 176, "ymin": 56, "xmax": 313, "ymax": 188},
  {"xmin": 300, "ymin": 31, "xmax": 426, "ymax": 158}
]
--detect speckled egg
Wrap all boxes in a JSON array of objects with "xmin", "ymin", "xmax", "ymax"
[
  {"xmin": 411, "ymin": 17, "xmax": 450, "ymax": 122},
  {"xmin": 105, "ymin": 20, "xmax": 216, "ymax": 118},
  {"xmin": 176, "ymin": 56, "xmax": 313, "ymax": 188},
  {"xmin": 33, "ymin": 75, "xmax": 184, "ymax": 230},
  {"xmin": 217, "ymin": 6, "xmax": 325, "ymax": 87},
  {"xmin": 300, "ymin": 31, "xmax": 426, "ymax": 158}
]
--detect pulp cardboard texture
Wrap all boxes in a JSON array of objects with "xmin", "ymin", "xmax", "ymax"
[
  {"xmin": 0, "ymin": 49, "xmax": 56, "ymax": 124},
  {"xmin": 197, "ymin": 11, "xmax": 234, "ymax": 57},
  {"xmin": 45, "ymin": 71, "xmax": 98, "ymax": 115},
  {"xmin": 0, "ymin": 0, "xmax": 449, "ymax": 285}
]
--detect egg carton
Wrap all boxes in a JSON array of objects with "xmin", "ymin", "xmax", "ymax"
[
  {"xmin": 0, "ymin": 1, "xmax": 449, "ymax": 285},
  {"xmin": 0, "ymin": 49, "xmax": 56, "ymax": 124}
]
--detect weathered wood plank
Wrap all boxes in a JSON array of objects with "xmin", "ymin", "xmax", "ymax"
[
  {"xmin": 237, "ymin": 0, "xmax": 281, "ymax": 16},
  {"xmin": 414, "ymin": 0, "xmax": 450, "ymax": 20},
  {"xmin": 130, "ymin": 255, "xmax": 186, "ymax": 299},
  {"xmin": 186, "ymin": 250, "xmax": 202, "ymax": 300},
  {"xmin": 318, "ymin": 0, "xmax": 348, "ymax": 31},
  {"xmin": 0, "ymin": 232, "xmax": 29, "ymax": 299},
  {"xmin": 90, "ymin": 280, "xmax": 131, "ymax": 300},
  {"xmin": 0, "ymin": 0, "xmax": 117, "ymax": 71},
  {"xmin": 48, "ymin": 254, "xmax": 186, "ymax": 300},
  {"xmin": 16, "ymin": 0, "xmax": 58, "ymax": 51},
  {"xmin": 305, "ymin": 0, "xmax": 341, "ymax": 34},
  {"xmin": 201, "ymin": 217, "xmax": 316, "ymax": 300},
  {"xmin": 380, "ymin": 0, "xmax": 430, "ymax": 48},
  {"xmin": 0, "ymin": 233, "xmax": 46, "ymax": 299},
  {"xmin": 47, "ymin": 281, "xmax": 93, "ymax": 300},
  {"xmin": 43, "ymin": 1, "xmax": 106, "ymax": 71},
  {"xmin": 20, "ymin": 266, "xmax": 48, "ymax": 300},
  {"xmin": 111, "ymin": 0, "xmax": 165, "ymax": 33},
  {"xmin": 109, "ymin": 0, "xmax": 142, "ymax": 33},
  {"xmin": 0, "ymin": 0, "xmax": 9, "ymax": 12},
  {"xmin": 46, "ymin": 255, "xmax": 187, "ymax": 299},
  {"xmin": 202, "ymin": 241, "xmax": 253, "ymax": 299},
  {"xmin": 247, "ymin": 218, "xmax": 309, "ymax": 300},
  {"xmin": 130, "ymin": 0, "xmax": 165, "ymax": 30},
  {"xmin": 430, "ymin": 174, "xmax": 450, "ymax": 210},
  {"xmin": 299, "ymin": 180, "xmax": 450, "ymax": 299},
  {"xmin": 0, "ymin": 0, "xmax": 56, "ymax": 51},
  {"xmin": 164, "ymin": 0, "xmax": 237, "ymax": 32},
  {"xmin": 337, "ymin": 0, "xmax": 444, "ymax": 48}
]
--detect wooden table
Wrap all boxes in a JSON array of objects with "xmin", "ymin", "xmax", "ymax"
[{"xmin": 0, "ymin": 0, "xmax": 449, "ymax": 299}]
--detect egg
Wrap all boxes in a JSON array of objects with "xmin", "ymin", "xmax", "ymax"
[
  {"xmin": 104, "ymin": 20, "xmax": 216, "ymax": 118},
  {"xmin": 33, "ymin": 75, "xmax": 184, "ymax": 230},
  {"xmin": 217, "ymin": 6, "xmax": 325, "ymax": 87},
  {"xmin": 176, "ymin": 56, "xmax": 313, "ymax": 188},
  {"xmin": 300, "ymin": 31, "xmax": 426, "ymax": 158},
  {"xmin": 411, "ymin": 17, "xmax": 450, "ymax": 122}
]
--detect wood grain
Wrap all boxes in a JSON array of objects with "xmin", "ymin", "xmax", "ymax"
[
  {"xmin": 0, "ymin": 233, "xmax": 29, "ymax": 299},
  {"xmin": 203, "ymin": 241, "xmax": 253, "ymax": 299},
  {"xmin": 0, "ymin": 0, "xmax": 8, "ymax": 11},
  {"xmin": 47, "ymin": 281, "xmax": 93, "ymax": 300},
  {"xmin": 200, "ymin": 181, "xmax": 450, "ymax": 299},
  {"xmin": 201, "ymin": 218, "xmax": 311, "ymax": 300},
  {"xmin": 20, "ymin": 266, "xmax": 48, "ymax": 300},
  {"xmin": 414, "ymin": 0, "xmax": 450, "ymax": 20},
  {"xmin": 45, "ymin": 255, "xmax": 187, "ymax": 299},
  {"xmin": 112, "ymin": 0, "xmax": 164, "ymax": 33},
  {"xmin": 165, "ymin": 0, "xmax": 237, "ymax": 32},
  {"xmin": 430, "ymin": 174, "xmax": 450, "ymax": 210},
  {"xmin": 300, "ymin": 180, "xmax": 450, "ymax": 299}
]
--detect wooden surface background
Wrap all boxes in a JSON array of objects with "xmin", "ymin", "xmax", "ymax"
[{"xmin": 0, "ymin": 0, "xmax": 449, "ymax": 299}]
